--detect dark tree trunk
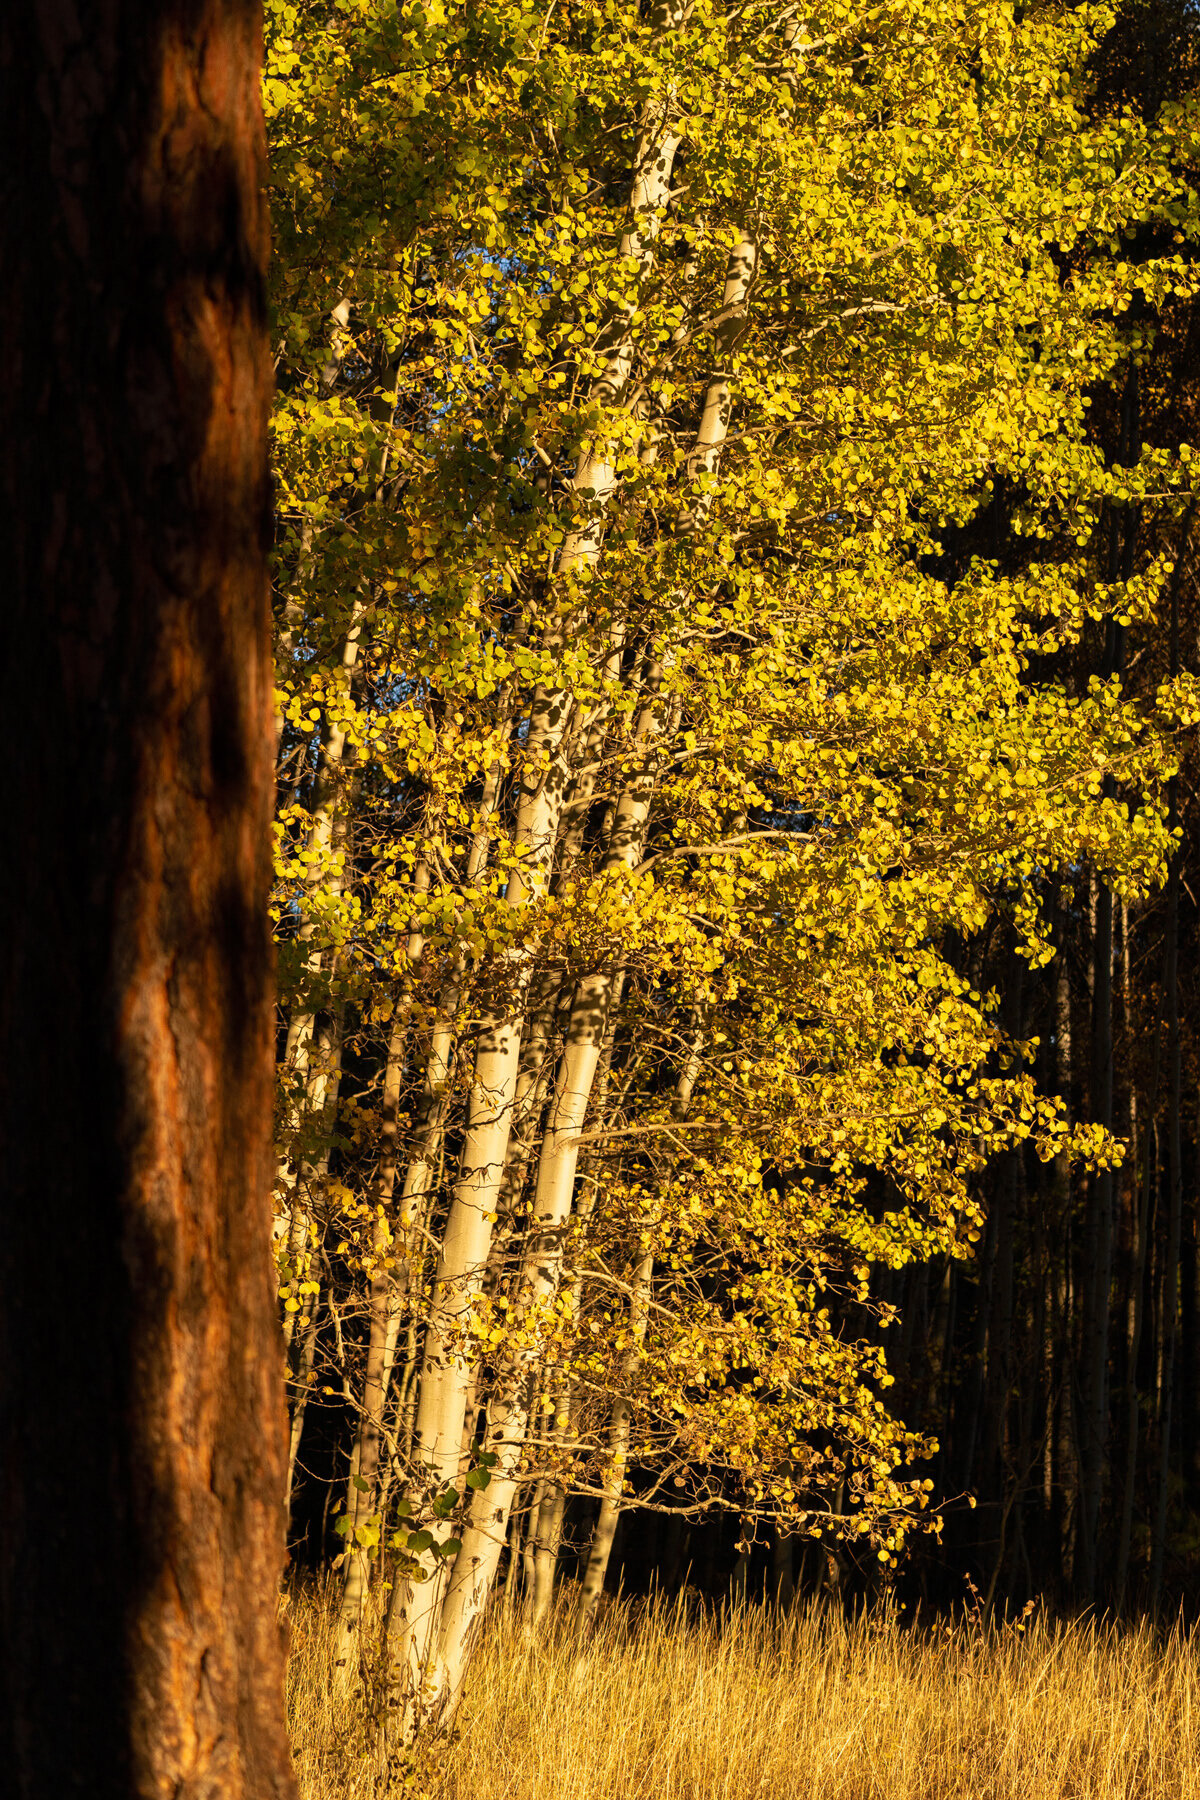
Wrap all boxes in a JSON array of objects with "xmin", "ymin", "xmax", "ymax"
[
  {"xmin": 1150, "ymin": 526, "xmax": 1186, "ymax": 1616},
  {"xmin": 0, "ymin": 4, "xmax": 294, "ymax": 1797},
  {"xmin": 1078, "ymin": 874, "xmax": 1115, "ymax": 1605}
]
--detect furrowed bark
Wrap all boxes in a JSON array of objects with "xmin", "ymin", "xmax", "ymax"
[{"xmin": 0, "ymin": 1, "xmax": 295, "ymax": 1793}]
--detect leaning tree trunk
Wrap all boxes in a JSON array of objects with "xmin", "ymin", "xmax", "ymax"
[{"xmin": 0, "ymin": 3, "xmax": 295, "ymax": 1797}]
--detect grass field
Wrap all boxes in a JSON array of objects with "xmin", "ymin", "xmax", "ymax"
[{"xmin": 284, "ymin": 1580, "xmax": 1200, "ymax": 1799}]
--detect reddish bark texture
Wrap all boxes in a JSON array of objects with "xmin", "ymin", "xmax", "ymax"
[{"xmin": 0, "ymin": 4, "xmax": 296, "ymax": 1797}]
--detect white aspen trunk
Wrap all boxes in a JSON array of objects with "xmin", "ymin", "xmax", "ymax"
[
  {"xmin": 383, "ymin": 50, "xmax": 691, "ymax": 1738},
  {"xmin": 521, "ymin": 1477, "xmax": 544, "ymax": 1604},
  {"xmin": 381, "ymin": 756, "xmax": 507, "ymax": 1527},
  {"xmin": 426, "ymin": 958, "xmax": 629, "ymax": 1714},
  {"xmin": 283, "ymin": 1007, "xmax": 344, "ymax": 1488},
  {"xmin": 275, "ymin": 610, "xmax": 363, "ymax": 1346},
  {"xmin": 280, "ymin": 1009, "xmax": 344, "ymax": 1349},
  {"xmin": 337, "ymin": 992, "xmax": 419, "ymax": 1660},
  {"xmin": 424, "ymin": 221, "xmax": 752, "ymax": 1670},
  {"xmin": 527, "ymin": 1037, "xmax": 617, "ymax": 1632},
  {"xmin": 431, "ymin": 777, "xmax": 657, "ymax": 1704},
  {"xmin": 683, "ymin": 229, "xmax": 757, "ymax": 527},
  {"xmin": 577, "ymin": 1033, "xmax": 702, "ymax": 1626},
  {"xmin": 425, "ymin": 233, "xmax": 752, "ymax": 1723},
  {"xmin": 383, "ymin": 698, "xmax": 576, "ymax": 1714},
  {"xmin": 576, "ymin": 1248, "xmax": 654, "ymax": 1626},
  {"xmin": 556, "ymin": 106, "xmax": 683, "ymax": 574},
  {"xmin": 568, "ymin": 242, "xmax": 759, "ymax": 1617},
  {"xmin": 531, "ymin": 1476, "xmax": 566, "ymax": 1624},
  {"xmin": 555, "ymin": 628, "xmax": 626, "ymax": 878},
  {"xmin": 320, "ymin": 294, "xmax": 353, "ymax": 392},
  {"xmin": 286, "ymin": 1301, "xmax": 320, "ymax": 1511},
  {"xmin": 485, "ymin": 968, "xmax": 568, "ymax": 1290},
  {"xmin": 384, "ymin": 144, "xmax": 685, "ymax": 1742},
  {"xmin": 503, "ymin": 1492, "xmax": 525, "ymax": 1605}
]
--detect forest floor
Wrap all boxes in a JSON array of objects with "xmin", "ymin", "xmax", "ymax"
[{"xmin": 284, "ymin": 1578, "xmax": 1200, "ymax": 1799}]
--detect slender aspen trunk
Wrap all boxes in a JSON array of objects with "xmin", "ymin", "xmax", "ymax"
[
  {"xmin": 275, "ymin": 618, "xmax": 363, "ymax": 1477},
  {"xmin": 576, "ymin": 1249, "xmax": 655, "ymax": 1625},
  {"xmin": 556, "ymin": 629, "xmax": 627, "ymax": 879},
  {"xmin": 382, "ymin": 567, "xmax": 585, "ymax": 1720},
  {"xmin": 521, "ymin": 1480, "xmax": 545, "ymax": 1603},
  {"xmin": 433, "ymin": 967, "xmax": 635, "ymax": 1685},
  {"xmin": 426, "ymin": 233, "xmax": 755, "ymax": 1718},
  {"xmin": 524, "ymin": 1022, "xmax": 622, "ymax": 1628},
  {"xmin": 531, "ymin": 1476, "xmax": 567, "ymax": 1624},
  {"xmin": 282, "ymin": 1007, "xmax": 344, "ymax": 1354},
  {"xmin": 577, "ymin": 1031, "xmax": 703, "ymax": 1626},
  {"xmin": 384, "ymin": 91, "xmax": 687, "ymax": 1736},
  {"xmin": 771, "ymin": 1529, "xmax": 796, "ymax": 1609},
  {"xmin": 337, "ymin": 999, "xmax": 419, "ymax": 1657},
  {"xmin": 276, "ymin": 612, "xmax": 363, "ymax": 1223}
]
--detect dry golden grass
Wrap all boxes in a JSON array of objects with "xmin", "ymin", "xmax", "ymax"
[{"xmin": 284, "ymin": 1579, "xmax": 1200, "ymax": 1800}]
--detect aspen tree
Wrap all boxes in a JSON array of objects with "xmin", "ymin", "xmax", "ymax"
[{"xmin": 265, "ymin": 0, "xmax": 1200, "ymax": 1715}]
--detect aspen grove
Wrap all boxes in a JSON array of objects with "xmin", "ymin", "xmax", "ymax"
[{"xmin": 267, "ymin": 0, "xmax": 1200, "ymax": 1744}]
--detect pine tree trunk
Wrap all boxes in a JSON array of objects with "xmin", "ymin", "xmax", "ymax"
[
  {"xmin": 1150, "ymin": 871, "xmax": 1182, "ymax": 1613},
  {"xmin": 1077, "ymin": 377, "xmax": 1138, "ymax": 1605},
  {"xmin": 1150, "ymin": 553, "xmax": 1185, "ymax": 1613},
  {"xmin": 1078, "ymin": 876, "xmax": 1115, "ymax": 1603},
  {"xmin": 0, "ymin": 2, "xmax": 295, "ymax": 1793}
]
